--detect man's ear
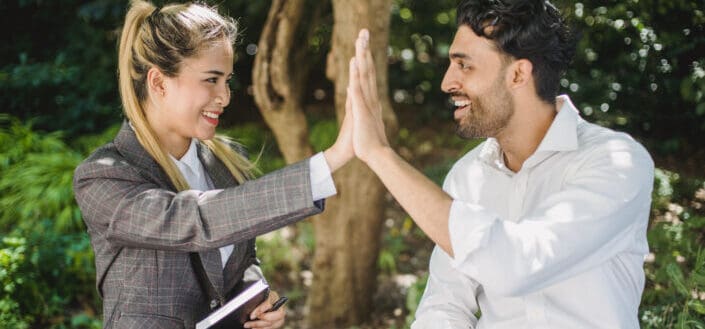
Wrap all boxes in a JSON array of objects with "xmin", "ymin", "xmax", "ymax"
[
  {"xmin": 146, "ymin": 67, "xmax": 166, "ymax": 97},
  {"xmin": 507, "ymin": 58, "xmax": 533, "ymax": 90}
]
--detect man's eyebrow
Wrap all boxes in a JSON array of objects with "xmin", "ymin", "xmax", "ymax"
[{"xmin": 450, "ymin": 52, "xmax": 472, "ymax": 61}]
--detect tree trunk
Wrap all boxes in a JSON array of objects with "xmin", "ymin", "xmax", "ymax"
[
  {"xmin": 252, "ymin": 0, "xmax": 396, "ymax": 327},
  {"xmin": 306, "ymin": 0, "xmax": 397, "ymax": 327},
  {"xmin": 252, "ymin": 0, "xmax": 316, "ymax": 163}
]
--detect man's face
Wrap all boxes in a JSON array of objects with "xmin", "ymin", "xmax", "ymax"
[{"xmin": 441, "ymin": 25, "xmax": 515, "ymax": 139}]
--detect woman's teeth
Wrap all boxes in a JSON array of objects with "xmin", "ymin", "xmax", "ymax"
[{"xmin": 202, "ymin": 111, "xmax": 219, "ymax": 118}]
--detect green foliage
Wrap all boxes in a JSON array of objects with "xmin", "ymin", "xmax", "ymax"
[
  {"xmin": 641, "ymin": 169, "xmax": 705, "ymax": 328},
  {"xmin": 555, "ymin": 1, "xmax": 705, "ymax": 156},
  {"xmin": 0, "ymin": 0, "xmax": 123, "ymax": 137},
  {"xmin": 0, "ymin": 116, "xmax": 84, "ymax": 233},
  {"xmin": 378, "ymin": 217, "xmax": 420, "ymax": 275},
  {"xmin": 0, "ymin": 229, "xmax": 100, "ymax": 329},
  {"xmin": 254, "ymin": 223, "xmax": 315, "ymax": 304},
  {"xmin": 309, "ymin": 119, "xmax": 339, "ymax": 153},
  {"xmin": 0, "ymin": 116, "xmax": 106, "ymax": 328},
  {"xmin": 403, "ymin": 274, "xmax": 428, "ymax": 329},
  {"xmin": 388, "ymin": 0, "xmax": 458, "ymax": 122},
  {"xmin": 0, "ymin": 237, "xmax": 32, "ymax": 329}
]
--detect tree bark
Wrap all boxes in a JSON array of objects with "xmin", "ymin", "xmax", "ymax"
[
  {"xmin": 252, "ymin": 0, "xmax": 396, "ymax": 327},
  {"xmin": 252, "ymin": 0, "xmax": 315, "ymax": 163},
  {"xmin": 306, "ymin": 0, "xmax": 397, "ymax": 327}
]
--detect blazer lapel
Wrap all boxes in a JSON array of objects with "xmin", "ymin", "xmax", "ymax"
[
  {"xmin": 197, "ymin": 142, "xmax": 239, "ymax": 295},
  {"xmin": 115, "ymin": 123, "xmax": 227, "ymax": 295},
  {"xmin": 198, "ymin": 248, "xmax": 225, "ymax": 295},
  {"xmin": 197, "ymin": 142, "xmax": 257, "ymax": 294},
  {"xmin": 197, "ymin": 141, "xmax": 237, "ymax": 189}
]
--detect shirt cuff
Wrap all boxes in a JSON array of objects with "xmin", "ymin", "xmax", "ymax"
[
  {"xmin": 448, "ymin": 200, "xmax": 497, "ymax": 270},
  {"xmin": 309, "ymin": 152, "xmax": 337, "ymax": 201}
]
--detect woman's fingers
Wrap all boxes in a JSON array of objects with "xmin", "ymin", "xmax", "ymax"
[
  {"xmin": 244, "ymin": 307, "xmax": 285, "ymax": 329},
  {"xmin": 249, "ymin": 299, "xmax": 271, "ymax": 321},
  {"xmin": 244, "ymin": 297, "xmax": 286, "ymax": 329}
]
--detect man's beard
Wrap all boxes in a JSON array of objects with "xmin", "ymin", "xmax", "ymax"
[{"xmin": 455, "ymin": 78, "xmax": 514, "ymax": 139}]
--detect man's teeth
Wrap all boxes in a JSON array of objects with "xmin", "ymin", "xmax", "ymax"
[
  {"xmin": 202, "ymin": 111, "xmax": 219, "ymax": 119},
  {"xmin": 454, "ymin": 100, "xmax": 471, "ymax": 107}
]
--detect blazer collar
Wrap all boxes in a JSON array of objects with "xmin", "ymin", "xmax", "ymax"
[
  {"xmin": 114, "ymin": 121, "xmax": 176, "ymax": 190},
  {"xmin": 113, "ymin": 121, "xmax": 237, "ymax": 190},
  {"xmin": 196, "ymin": 140, "xmax": 237, "ymax": 189}
]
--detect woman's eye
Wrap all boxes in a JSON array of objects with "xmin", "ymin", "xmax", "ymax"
[{"xmin": 206, "ymin": 77, "xmax": 218, "ymax": 83}]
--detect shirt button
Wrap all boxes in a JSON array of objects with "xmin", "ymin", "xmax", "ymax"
[{"xmin": 210, "ymin": 299, "xmax": 219, "ymax": 309}]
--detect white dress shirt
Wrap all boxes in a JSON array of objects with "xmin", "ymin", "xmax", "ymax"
[
  {"xmin": 171, "ymin": 142, "xmax": 336, "ymax": 268},
  {"xmin": 412, "ymin": 95, "xmax": 654, "ymax": 329}
]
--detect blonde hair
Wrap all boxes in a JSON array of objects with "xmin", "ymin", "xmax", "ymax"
[{"xmin": 118, "ymin": 0, "xmax": 254, "ymax": 191}]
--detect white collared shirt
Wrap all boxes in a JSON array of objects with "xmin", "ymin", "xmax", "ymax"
[
  {"xmin": 412, "ymin": 95, "xmax": 654, "ymax": 329},
  {"xmin": 171, "ymin": 140, "xmax": 335, "ymax": 268}
]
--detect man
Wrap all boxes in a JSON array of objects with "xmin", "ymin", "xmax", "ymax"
[{"xmin": 347, "ymin": 0, "xmax": 654, "ymax": 328}]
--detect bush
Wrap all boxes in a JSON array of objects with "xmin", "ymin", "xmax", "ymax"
[
  {"xmin": 0, "ymin": 115, "xmax": 108, "ymax": 328},
  {"xmin": 641, "ymin": 169, "xmax": 705, "ymax": 328}
]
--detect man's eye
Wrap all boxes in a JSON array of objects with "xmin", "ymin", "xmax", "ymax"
[
  {"xmin": 206, "ymin": 77, "xmax": 218, "ymax": 83},
  {"xmin": 459, "ymin": 63, "xmax": 471, "ymax": 70}
]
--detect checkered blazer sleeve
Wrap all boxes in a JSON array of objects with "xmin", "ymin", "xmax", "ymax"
[{"xmin": 73, "ymin": 150, "xmax": 322, "ymax": 252}]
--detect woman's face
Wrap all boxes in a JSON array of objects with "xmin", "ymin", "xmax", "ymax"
[{"xmin": 150, "ymin": 39, "xmax": 233, "ymax": 156}]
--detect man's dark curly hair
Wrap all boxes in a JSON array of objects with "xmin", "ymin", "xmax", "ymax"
[{"xmin": 457, "ymin": 0, "xmax": 578, "ymax": 103}]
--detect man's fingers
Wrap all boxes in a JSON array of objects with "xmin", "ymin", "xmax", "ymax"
[
  {"xmin": 365, "ymin": 47, "xmax": 379, "ymax": 102},
  {"xmin": 355, "ymin": 29, "xmax": 375, "ymax": 110},
  {"xmin": 349, "ymin": 58, "xmax": 365, "ymax": 113}
]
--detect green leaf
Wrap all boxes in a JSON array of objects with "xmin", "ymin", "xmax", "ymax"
[{"xmin": 666, "ymin": 263, "xmax": 690, "ymax": 296}]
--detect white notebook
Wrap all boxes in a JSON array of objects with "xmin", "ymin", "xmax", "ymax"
[{"xmin": 195, "ymin": 279, "xmax": 269, "ymax": 329}]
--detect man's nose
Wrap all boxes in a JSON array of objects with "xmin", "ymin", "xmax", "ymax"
[{"xmin": 441, "ymin": 67, "xmax": 460, "ymax": 94}]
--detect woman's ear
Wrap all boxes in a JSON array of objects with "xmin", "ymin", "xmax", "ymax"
[
  {"xmin": 507, "ymin": 58, "xmax": 533, "ymax": 90},
  {"xmin": 147, "ymin": 67, "xmax": 166, "ymax": 98}
]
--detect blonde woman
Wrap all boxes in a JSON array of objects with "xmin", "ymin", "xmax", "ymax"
[{"xmin": 73, "ymin": 1, "xmax": 352, "ymax": 328}]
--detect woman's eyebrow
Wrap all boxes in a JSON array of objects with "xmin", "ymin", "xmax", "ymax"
[
  {"xmin": 202, "ymin": 70, "xmax": 226, "ymax": 76},
  {"xmin": 202, "ymin": 70, "xmax": 234, "ymax": 78}
]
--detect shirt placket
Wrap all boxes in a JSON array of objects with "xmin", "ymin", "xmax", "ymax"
[{"xmin": 508, "ymin": 170, "xmax": 529, "ymax": 222}]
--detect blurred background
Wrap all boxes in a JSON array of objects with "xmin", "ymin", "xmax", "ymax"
[{"xmin": 0, "ymin": 0, "xmax": 703, "ymax": 328}]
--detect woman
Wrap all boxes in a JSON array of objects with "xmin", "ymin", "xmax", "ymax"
[{"xmin": 72, "ymin": 1, "xmax": 352, "ymax": 328}]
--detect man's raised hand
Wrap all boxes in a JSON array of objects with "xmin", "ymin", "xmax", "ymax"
[{"xmin": 348, "ymin": 29, "xmax": 389, "ymax": 163}]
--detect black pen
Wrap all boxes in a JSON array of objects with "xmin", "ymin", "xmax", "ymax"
[{"xmin": 266, "ymin": 296, "xmax": 288, "ymax": 312}]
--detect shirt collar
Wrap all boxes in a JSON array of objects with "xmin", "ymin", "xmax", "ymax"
[
  {"xmin": 534, "ymin": 94, "xmax": 580, "ymax": 153},
  {"xmin": 171, "ymin": 138, "xmax": 202, "ymax": 174},
  {"xmin": 478, "ymin": 95, "xmax": 581, "ymax": 170}
]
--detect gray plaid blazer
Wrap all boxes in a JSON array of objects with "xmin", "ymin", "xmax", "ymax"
[{"xmin": 73, "ymin": 122, "xmax": 323, "ymax": 329}]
